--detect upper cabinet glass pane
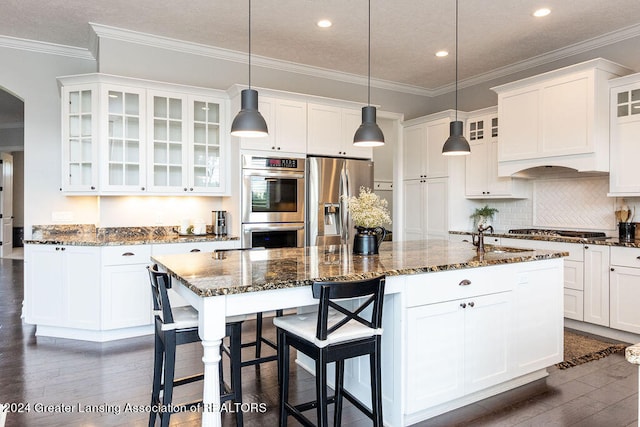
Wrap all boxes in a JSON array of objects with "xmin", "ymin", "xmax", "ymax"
[
  {"xmin": 125, "ymin": 93, "xmax": 139, "ymax": 115},
  {"xmin": 109, "ymin": 91, "xmax": 123, "ymax": 114},
  {"xmin": 618, "ymin": 91, "xmax": 629, "ymax": 104},
  {"xmin": 154, "ymin": 97, "xmax": 167, "ymax": 118}
]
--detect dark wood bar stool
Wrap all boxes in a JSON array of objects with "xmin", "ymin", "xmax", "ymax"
[
  {"xmin": 147, "ymin": 265, "xmax": 244, "ymax": 427},
  {"xmin": 274, "ymin": 275, "xmax": 386, "ymax": 427},
  {"xmin": 213, "ymin": 247, "xmax": 283, "ymax": 367}
]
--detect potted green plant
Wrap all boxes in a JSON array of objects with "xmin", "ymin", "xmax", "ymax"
[{"xmin": 470, "ymin": 205, "xmax": 498, "ymax": 229}]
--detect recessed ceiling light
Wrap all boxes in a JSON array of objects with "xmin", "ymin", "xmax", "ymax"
[
  {"xmin": 435, "ymin": 50, "xmax": 449, "ymax": 58},
  {"xmin": 317, "ymin": 19, "xmax": 332, "ymax": 28},
  {"xmin": 533, "ymin": 8, "xmax": 551, "ymax": 17}
]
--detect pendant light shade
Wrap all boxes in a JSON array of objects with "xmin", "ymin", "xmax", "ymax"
[
  {"xmin": 442, "ymin": 0, "xmax": 470, "ymax": 156},
  {"xmin": 230, "ymin": 0, "xmax": 268, "ymax": 138},
  {"xmin": 354, "ymin": 0, "xmax": 384, "ymax": 147},
  {"xmin": 442, "ymin": 121, "xmax": 470, "ymax": 155},
  {"xmin": 231, "ymin": 89, "xmax": 268, "ymax": 138},
  {"xmin": 354, "ymin": 106, "xmax": 384, "ymax": 147}
]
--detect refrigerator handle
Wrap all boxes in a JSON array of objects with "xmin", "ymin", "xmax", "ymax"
[{"xmin": 340, "ymin": 166, "xmax": 349, "ymax": 242}]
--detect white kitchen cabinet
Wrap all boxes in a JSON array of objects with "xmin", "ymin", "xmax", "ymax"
[
  {"xmin": 583, "ymin": 244, "xmax": 610, "ymax": 326},
  {"xmin": 500, "ymin": 237, "xmax": 586, "ymax": 321},
  {"xmin": 59, "ymin": 74, "xmax": 230, "ymax": 195},
  {"xmin": 147, "ymin": 90, "xmax": 189, "ymax": 193},
  {"xmin": 403, "ymin": 177, "xmax": 448, "ymax": 241},
  {"xmin": 464, "ymin": 108, "xmax": 529, "ymax": 198},
  {"xmin": 61, "ymin": 83, "xmax": 100, "ymax": 193},
  {"xmin": 100, "ymin": 85, "xmax": 147, "ymax": 193},
  {"xmin": 492, "ymin": 59, "xmax": 630, "ymax": 175},
  {"xmin": 25, "ymin": 244, "xmax": 101, "ymax": 330},
  {"xmin": 239, "ymin": 96, "xmax": 307, "ymax": 154},
  {"xmin": 306, "ymin": 103, "xmax": 372, "ymax": 159},
  {"xmin": 405, "ymin": 268, "xmax": 514, "ymax": 412},
  {"xmin": 610, "ymin": 246, "xmax": 640, "ymax": 333},
  {"xmin": 101, "ymin": 245, "xmax": 153, "ymax": 330},
  {"xmin": 512, "ymin": 261, "xmax": 564, "ymax": 374},
  {"xmin": 403, "ymin": 113, "xmax": 453, "ymax": 179},
  {"xmin": 608, "ymin": 74, "xmax": 640, "ymax": 195}
]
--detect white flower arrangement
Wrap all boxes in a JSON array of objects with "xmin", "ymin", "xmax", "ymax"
[{"xmin": 343, "ymin": 186, "xmax": 392, "ymax": 229}]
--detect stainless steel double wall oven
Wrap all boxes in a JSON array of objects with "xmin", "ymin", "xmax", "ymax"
[{"xmin": 241, "ymin": 154, "xmax": 305, "ymax": 248}]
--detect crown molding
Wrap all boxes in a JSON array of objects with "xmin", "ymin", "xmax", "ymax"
[
  {"xmin": 89, "ymin": 23, "xmax": 435, "ymax": 97},
  {"xmin": 90, "ymin": 21, "xmax": 640, "ymax": 98},
  {"xmin": 0, "ymin": 35, "xmax": 94, "ymax": 61},
  {"xmin": 431, "ymin": 23, "xmax": 640, "ymax": 97}
]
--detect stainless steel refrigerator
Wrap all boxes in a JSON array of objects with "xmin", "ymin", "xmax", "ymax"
[{"xmin": 306, "ymin": 156, "xmax": 374, "ymax": 246}]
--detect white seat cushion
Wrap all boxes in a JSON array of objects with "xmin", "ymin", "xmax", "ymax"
[
  {"xmin": 273, "ymin": 309, "xmax": 382, "ymax": 349},
  {"xmin": 161, "ymin": 307, "xmax": 246, "ymax": 331},
  {"xmin": 161, "ymin": 306, "xmax": 199, "ymax": 331}
]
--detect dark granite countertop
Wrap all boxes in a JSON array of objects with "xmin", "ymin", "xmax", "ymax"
[
  {"xmin": 450, "ymin": 230, "xmax": 640, "ymax": 248},
  {"xmin": 151, "ymin": 239, "xmax": 567, "ymax": 297},
  {"xmin": 23, "ymin": 224, "xmax": 238, "ymax": 246}
]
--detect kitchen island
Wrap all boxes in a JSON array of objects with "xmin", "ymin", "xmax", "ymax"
[{"xmin": 151, "ymin": 239, "xmax": 567, "ymax": 427}]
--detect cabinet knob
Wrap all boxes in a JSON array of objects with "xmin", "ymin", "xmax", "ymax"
[
  {"xmin": 460, "ymin": 302, "xmax": 467, "ymax": 308},
  {"xmin": 90, "ymin": 186, "xmax": 96, "ymax": 190},
  {"xmin": 584, "ymin": 246, "xmax": 589, "ymax": 250},
  {"xmin": 184, "ymin": 188, "xmax": 188, "ymax": 191},
  {"xmin": 60, "ymin": 247, "xmax": 66, "ymax": 251},
  {"xmin": 636, "ymin": 256, "xmax": 640, "ymax": 260},
  {"xmin": 141, "ymin": 187, "xmax": 145, "ymax": 191},
  {"xmin": 55, "ymin": 247, "xmax": 60, "ymax": 251},
  {"xmin": 611, "ymin": 268, "xmax": 615, "ymax": 271},
  {"xmin": 277, "ymin": 147, "xmax": 281, "ymax": 150},
  {"xmin": 189, "ymin": 188, "xmax": 194, "ymax": 191},
  {"xmin": 459, "ymin": 279, "xmax": 472, "ymax": 286},
  {"xmin": 468, "ymin": 301, "xmax": 475, "ymax": 308}
]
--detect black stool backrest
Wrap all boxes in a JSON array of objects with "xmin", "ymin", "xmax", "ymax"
[
  {"xmin": 148, "ymin": 264, "xmax": 174, "ymax": 325},
  {"xmin": 311, "ymin": 275, "xmax": 385, "ymax": 341}
]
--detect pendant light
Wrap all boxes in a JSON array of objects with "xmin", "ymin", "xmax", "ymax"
[
  {"xmin": 442, "ymin": 0, "xmax": 470, "ymax": 156},
  {"xmin": 353, "ymin": 0, "xmax": 385, "ymax": 147},
  {"xmin": 231, "ymin": 0, "xmax": 268, "ymax": 138}
]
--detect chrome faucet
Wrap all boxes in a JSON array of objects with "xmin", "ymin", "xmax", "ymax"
[{"xmin": 472, "ymin": 224, "xmax": 494, "ymax": 254}]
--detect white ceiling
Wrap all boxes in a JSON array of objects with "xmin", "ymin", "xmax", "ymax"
[{"xmin": 4, "ymin": 0, "xmax": 640, "ymax": 91}]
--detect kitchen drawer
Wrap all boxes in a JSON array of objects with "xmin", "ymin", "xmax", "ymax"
[
  {"xmin": 102, "ymin": 245, "xmax": 152, "ymax": 266},
  {"xmin": 564, "ymin": 289, "xmax": 584, "ymax": 321},
  {"xmin": 405, "ymin": 265, "xmax": 514, "ymax": 307},
  {"xmin": 610, "ymin": 246, "xmax": 640, "ymax": 267},
  {"xmin": 152, "ymin": 240, "xmax": 239, "ymax": 255}
]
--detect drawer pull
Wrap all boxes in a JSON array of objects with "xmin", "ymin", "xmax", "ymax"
[
  {"xmin": 122, "ymin": 252, "xmax": 135, "ymax": 256},
  {"xmin": 190, "ymin": 249, "xmax": 201, "ymax": 253},
  {"xmin": 458, "ymin": 279, "xmax": 471, "ymax": 286}
]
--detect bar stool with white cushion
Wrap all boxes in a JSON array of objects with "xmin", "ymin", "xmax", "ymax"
[
  {"xmin": 274, "ymin": 275, "xmax": 385, "ymax": 427},
  {"xmin": 147, "ymin": 264, "xmax": 245, "ymax": 427}
]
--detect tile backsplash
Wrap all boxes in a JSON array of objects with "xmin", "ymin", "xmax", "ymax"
[
  {"xmin": 533, "ymin": 176, "xmax": 616, "ymax": 231},
  {"xmin": 469, "ymin": 175, "xmax": 626, "ymax": 233}
]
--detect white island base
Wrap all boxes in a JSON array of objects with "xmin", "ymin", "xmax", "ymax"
[{"xmin": 296, "ymin": 258, "xmax": 564, "ymax": 426}]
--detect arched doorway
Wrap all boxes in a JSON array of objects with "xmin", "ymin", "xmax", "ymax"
[{"xmin": 0, "ymin": 88, "xmax": 25, "ymax": 258}]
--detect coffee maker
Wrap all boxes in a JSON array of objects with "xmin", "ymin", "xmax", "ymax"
[{"xmin": 212, "ymin": 211, "xmax": 227, "ymax": 236}]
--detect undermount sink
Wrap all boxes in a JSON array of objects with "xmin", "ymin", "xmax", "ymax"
[{"xmin": 484, "ymin": 245, "xmax": 532, "ymax": 254}]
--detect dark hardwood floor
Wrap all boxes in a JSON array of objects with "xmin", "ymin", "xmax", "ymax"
[{"xmin": 1, "ymin": 257, "xmax": 638, "ymax": 426}]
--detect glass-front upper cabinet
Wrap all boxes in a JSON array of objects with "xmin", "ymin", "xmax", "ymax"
[
  {"xmin": 190, "ymin": 96, "xmax": 226, "ymax": 193},
  {"xmin": 61, "ymin": 84, "xmax": 99, "ymax": 192},
  {"xmin": 147, "ymin": 91, "xmax": 188, "ymax": 193},
  {"xmin": 59, "ymin": 74, "xmax": 230, "ymax": 195},
  {"xmin": 100, "ymin": 86, "xmax": 146, "ymax": 193}
]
